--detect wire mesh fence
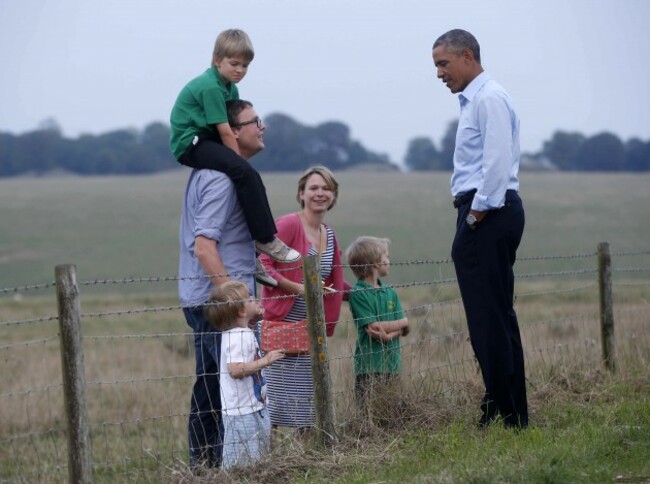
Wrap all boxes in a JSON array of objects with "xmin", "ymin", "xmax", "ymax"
[{"xmin": 0, "ymin": 247, "xmax": 649, "ymax": 482}]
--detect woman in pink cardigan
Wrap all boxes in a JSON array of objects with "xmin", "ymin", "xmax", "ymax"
[{"xmin": 259, "ymin": 165, "xmax": 349, "ymax": 432}]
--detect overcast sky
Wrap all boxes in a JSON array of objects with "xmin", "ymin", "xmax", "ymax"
[{"xmin": 1, "ymin": 0, "xmax": 648, "ymax": 165}]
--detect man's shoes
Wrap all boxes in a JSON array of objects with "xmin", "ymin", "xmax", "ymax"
[
  {"xmin": 255, "ymin": 238, "xmax": 301, "ymax": 263},
  {"xmin": 255, "ymin": 259, "xmax": 278, "ymax": 287}
]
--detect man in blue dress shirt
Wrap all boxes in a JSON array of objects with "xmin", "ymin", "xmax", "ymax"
[
  {"xmin": 432, "ymin": 29, "xmax": 528, "ymax": 429},
  {"xmin": 178, "ymin": 99, "xmax": 264, "ymax": 467}
]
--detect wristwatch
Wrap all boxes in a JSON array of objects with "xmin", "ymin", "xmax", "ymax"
[{"xmin": 466, "ymin": 213, "xmax": 478, "ymax": 229}]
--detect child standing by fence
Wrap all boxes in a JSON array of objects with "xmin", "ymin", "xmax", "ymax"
[
  {"xmin": 205, "ymin": 281, "xmax": 285, "ymax": 469},
  {"xmin": 346, "ymin": 236, "xmax": 410, "ymax": 415}
]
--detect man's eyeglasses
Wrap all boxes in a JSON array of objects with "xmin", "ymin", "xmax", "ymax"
[{"xmin": 232, "ymin": 117, "xmax": 262, "ymax": 129}]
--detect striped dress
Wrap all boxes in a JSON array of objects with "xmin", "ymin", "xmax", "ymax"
[{"xmin": 265, "ymin": 226, "xmax": 334, "ymax": 427}]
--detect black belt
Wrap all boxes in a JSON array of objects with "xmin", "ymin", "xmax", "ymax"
[
  {"xmin": 453, "ymin": 189, "xmax": 477, "ymax": 208},
  {"xmin": 453, "ymin": 189, "xmax": 519, "ymax": 209}
]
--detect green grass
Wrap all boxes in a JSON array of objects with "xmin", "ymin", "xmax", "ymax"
[
  {"xmin": 176, "ymin": 369, "xmax": 650, "ymax": 484},
  {"xmin": 1, "ymin": 284, "xmax": 649, "ymax": 482},
  {"xmin": 1, "ymin": 171, "xmax": 649, "ymax": 482},
  {"xmin": 1, "ymin": 171, "xmax": 649, "ymax": 291},
  {"xmin": 348, "ymin": 397, "xmax": 650, "ymax": 483}
]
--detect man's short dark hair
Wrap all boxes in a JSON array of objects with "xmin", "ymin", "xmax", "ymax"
[
  {"xmin": 226, "ymin": 99, "xmax": 254, "ymax": 126},
  {"xmin": 433, "ymin": 29, "xmax": 481, "ymax": 64}
]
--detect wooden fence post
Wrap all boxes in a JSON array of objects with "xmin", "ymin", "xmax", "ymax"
[
  {"xmin": 56, "ymin": 264, "xmax": 93, "ymax": 483},
  {"xmin": 302, "ymin": 255, "xmax": 338, "ymax": 446},
  {"xmin": 597, "ymin": 242, "xmax": 616, "ymax": 373}
]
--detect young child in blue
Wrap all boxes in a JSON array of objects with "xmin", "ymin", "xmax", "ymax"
[
  {"xmin": 170, "ymin": 29, "xmax": 299, "ymax": 284},
  {"xmin": 205, "ymin": 280, "xmax": 285, "ymax": 469},
  {"xmin": 346, "ymin": 236, "xmax": 409, "ymax": 411}
]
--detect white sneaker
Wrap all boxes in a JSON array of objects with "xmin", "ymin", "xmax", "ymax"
[
  {"xmin": 255, "ymin": 259, "xmax": 277, "ymax": 287},
  {"xmin": 255, "ymin": 238, "xmax": 301, "ymax": 263}
]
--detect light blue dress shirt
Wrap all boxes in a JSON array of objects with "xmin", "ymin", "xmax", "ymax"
[
  {"xmin": 450, "ymin": 71, "xmax": 521, "ymax": 211},
  {"xmin": 178, "ymin": 169, "xmax": 255, "ymax": 307}
]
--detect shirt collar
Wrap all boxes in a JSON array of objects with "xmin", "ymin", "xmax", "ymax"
[
  {"xmin": 210, "ymin": 65, "xmax": 232, "ymax": 92},
  {"xmin": 459, "ymin": 71, "xmax": 491, "ymax": 105},
  {"xmin": 355, "ymin": 278, "xmax": 384, "ymax": 288}
]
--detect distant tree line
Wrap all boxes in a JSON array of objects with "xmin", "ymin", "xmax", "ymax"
[
  {"xmin": 0, "ymin": 120, "xmax": 175, "ymax": 177},
  {"xmin": 0, "ymin": 115, "xmax": 394, "ymax": 177},
  {"xmin": 2, "ymin": 115, "xmax": 648, "ymax": 177},
  {"xmin": 404, "ymin": 120, "xmax": 650, "ymax": 172}
]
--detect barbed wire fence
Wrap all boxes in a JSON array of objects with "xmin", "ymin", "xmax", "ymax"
[{"xmin": 1, "ymin": 243, "xmax": 649, "ymax": 482}]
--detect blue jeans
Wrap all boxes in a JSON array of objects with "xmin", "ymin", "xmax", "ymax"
[{"xmin": 183, "ymin": 306, "xmax": 223, "ymax": 467}]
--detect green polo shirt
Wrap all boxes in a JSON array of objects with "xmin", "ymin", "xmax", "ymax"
[
  {"xmin": 349, "ymin": 279, "xmax": 405, "ymax": 376},
  {"xmin": 169, "ymin": 66, "xmax": 239, "ymax": 159}
]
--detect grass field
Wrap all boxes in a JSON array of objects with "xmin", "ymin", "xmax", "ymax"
[
  {"xmin": 2, "ymin": 280, "xmax": 649, "ymax": 483},
  {"xmin": 1, "ymin": 170, "xmax": 649, "ymax": 290},
  {"xmin": 1, "ymin": 171, "xmax": 649, "ymax": 482}
]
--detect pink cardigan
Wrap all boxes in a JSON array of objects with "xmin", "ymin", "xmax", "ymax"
[{"xmin": 260, "ymin": 212, "xmax": 347, "ymax": 336}]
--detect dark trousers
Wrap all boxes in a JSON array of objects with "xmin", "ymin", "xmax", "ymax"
[
  {"xmin": 451, "ymin": 190, "xmax": 528, "ymax": 428},
  {"xmin": 183, "ymin": 306, "xmax": 224, "ymax": 467},
  {"xmin": 179, "ymin": 138, "xmax": 277, "ymax": 243}
]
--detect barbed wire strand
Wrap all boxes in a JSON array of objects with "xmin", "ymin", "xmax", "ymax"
[
  {"xmin": 0, "ymin": 315, "xmax": 59, "ymax": 329},
  {"xmin": 1, "ymin": 282, "xmax": 56, "ymax": 294},
  {"xmin": 0, "ymin": 267, "xmax": 624, "ymax": 327},
  {"xmin": 3, "ymin": 248, "xmax": 648, "ymax": 295},
  {"xmin": 1, "ymin": 280, "xmax": 647, "ymax": 482},
  {"xmin": 0, "ymin": 336, "xmax": 58, "ymax": 352}
]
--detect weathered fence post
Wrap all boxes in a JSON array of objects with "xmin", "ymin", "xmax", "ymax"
[
  {"xmin": 597, "ymin": 242, "xmax": 616, "ymax": 373},
  {"xmin": 55, "ymin": 264, "xmax": 93, "ymax": 483},
  {"xmin": 302, "ymin": 254, "xmax": 338, "ymax": 446}
]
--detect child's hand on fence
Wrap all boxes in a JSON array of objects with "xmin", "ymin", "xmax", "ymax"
[
  {"xmin": 322, "ymin": 281, "xmax": 336, "ymax": 293},
  {"xmin": 294, "ymin": 282, "xmax": 306, "ymax": 296}
]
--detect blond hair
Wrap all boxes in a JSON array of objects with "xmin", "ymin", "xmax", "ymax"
[
  {"xmin": 346, "ymin": 236, "xmax": 391, "ymax": 279},
  {"xmin": 296, "ymin": 165, "xmax": 339, "ymax": 210},
  {"xmin": 212, "ymin": 29, "xmax": 254, "ymax": 63},
  {"xmin": 204, "ymin": 280, "xmax": 250, "ymax": 331}
]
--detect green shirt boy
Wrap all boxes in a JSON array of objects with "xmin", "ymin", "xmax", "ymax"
[{"xmin": 350, "ymin": 279, "xmax": 406, "ymax": 376}]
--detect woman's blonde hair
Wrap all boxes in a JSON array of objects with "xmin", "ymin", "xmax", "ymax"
[
  {"xmin": 212, "ymin": 29, "xmax": 254, "ymax": 63},
  {"xmin": 204, "ymin": 280, "xmax": 250, "ymax": 331},
  {"xmin": 346, "ymin": 236, "xmax": 390, "ymax": 279},
  {"xmin": 296, "ymin": 165, "xmax": 339, "ymax": 210}
]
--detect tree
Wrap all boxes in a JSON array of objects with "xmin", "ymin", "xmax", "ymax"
[
  {"xmin": 37, "ymin": 117, "xmax": 63, "ymax": 134},
  {"xmin": 439, "ymin": 120, "xmax": 458, "ymax": 170},
  {"xmin": 404, "ymin": 137, "xmax": 442, "ymax": 171},
  {"xmin": 624, "ymin": 138, "xmax": 650, "ymax": 172},
  {"xmin": 255, "ymin": 113, "xmax": 310, "ymax": 171},
  {"xmin": 254, "ymin": 113, "xmax": 396, "ymax": 172},
  {"xmin": 5, "ymin": 113, "xmax": 648, "ymax": 177},
  {"xmin": 541, "ymin": 131, "xmax": 585, "ymax": 170},
  {"xmin": 139, "ymin": 122, "xmax": 177, "ymax": 173},
  {"xmin": 311, "ymin": 122, "xmax": 352, "ymax": 169},
  {"xmin": 575, "ymin": 132, "xmax": 625, "ymax": 171},
  {"xmin": 14, "ymin": 129, "xmax": 66, "ymax": 175},
  {"xmin": 0, "ymin": 133, "xmax": 18, "ymax": 176}
]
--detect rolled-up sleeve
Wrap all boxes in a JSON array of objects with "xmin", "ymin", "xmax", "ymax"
[
  {"xmin": 193, "ymin": 172, "xmax": 234, "ymax": 242},
  {"xmin": 472, "ymin": 94, "xmax": 514, "ymax": 211}
]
